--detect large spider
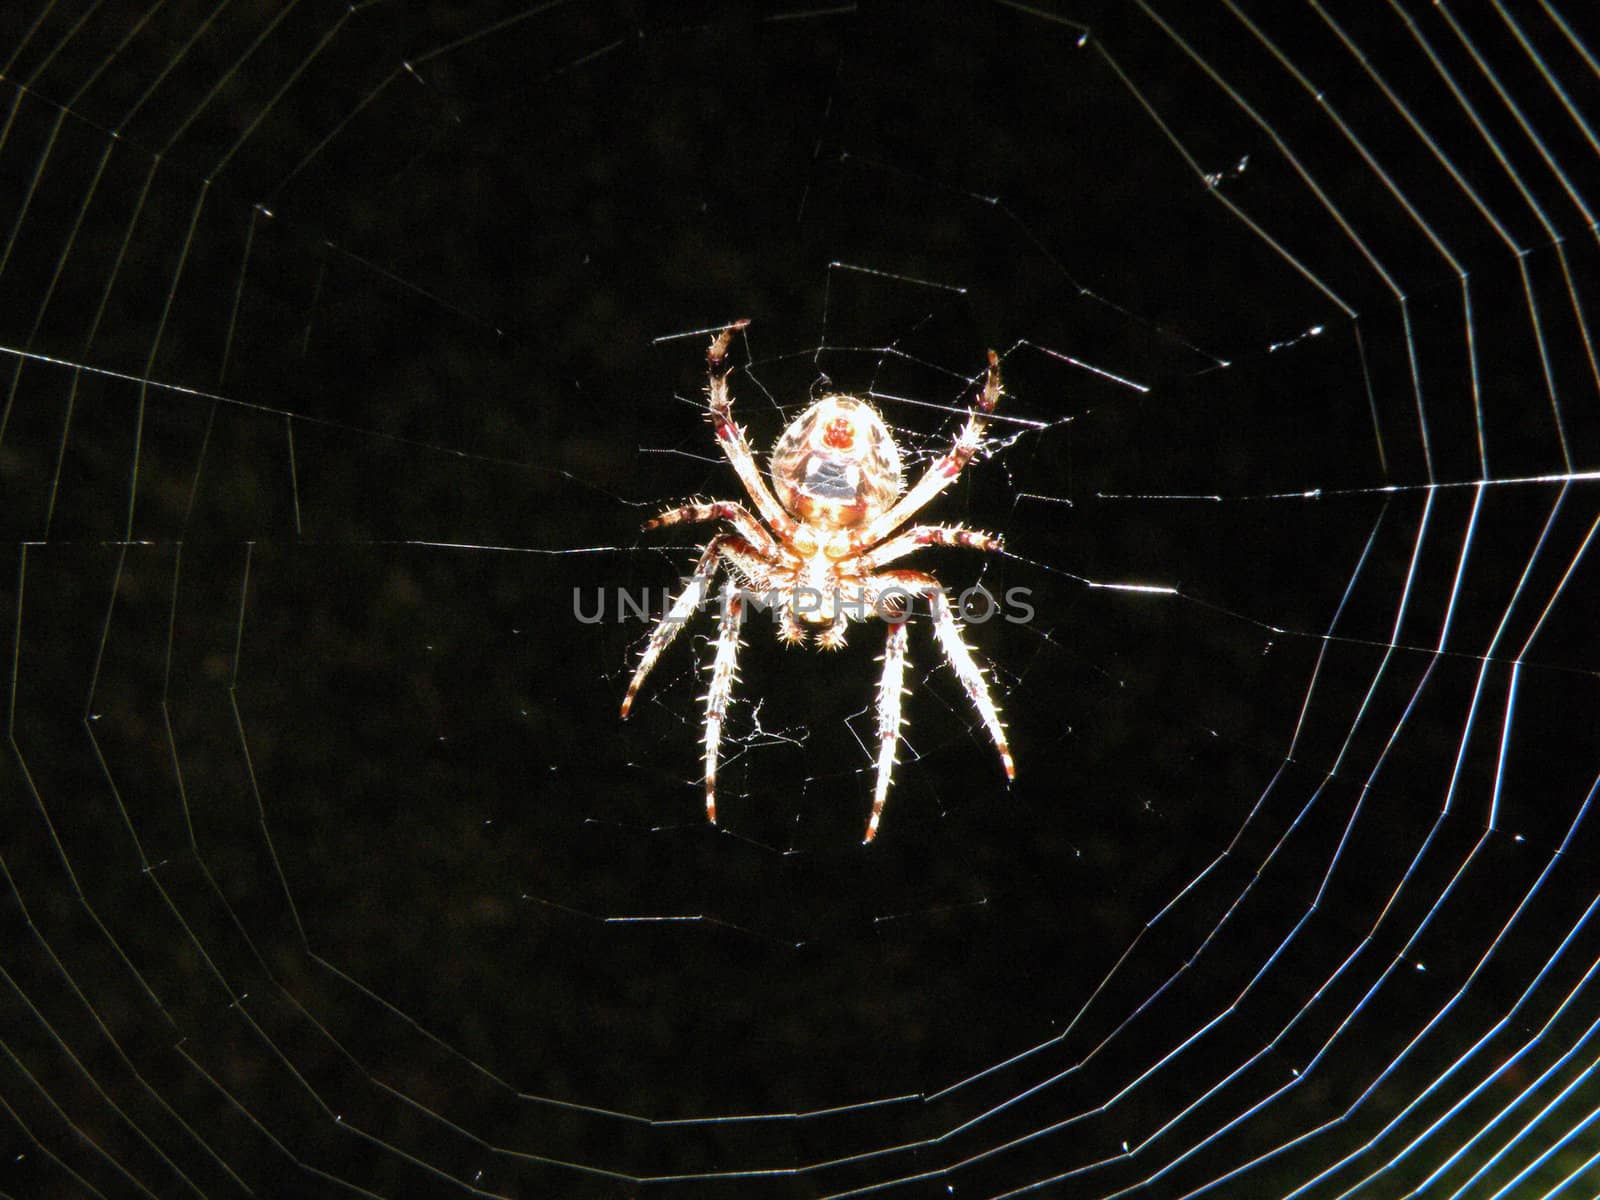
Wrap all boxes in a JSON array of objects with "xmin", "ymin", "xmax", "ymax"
[{"xmin": 621, "ymin": 321, "xmax": 1014, "ymax": 841}]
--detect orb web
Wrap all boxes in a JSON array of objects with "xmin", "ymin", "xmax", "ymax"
[{"xmin": 2, "ymin": 3, "xmax": 1599, "ymax": 1198}]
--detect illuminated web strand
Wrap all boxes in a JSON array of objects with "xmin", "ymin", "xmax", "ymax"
[
  {"xmin": 6, "ymin": 549, "xmax": 223, "ymax": 1198},
  {"xmin": 1165, "ymin": 491, "xmax": 1503, "ymax": 1197},
  {"xmin": 1496, "ymin": 1, "xmax": 1600, "ymax": 164},
  {"xmin": 1396, "ymin": 0, "xmax": 1580, "ymax": 474},
  {"xmin": 2, "ymin": 15, "xmax": 535, "ymax": 1195},
  {"xmin": 1228, "ymin": 561, "xmax": 1597, "ymax": 1189},
  {"xmin": 1320, "ymin": 837, "xmax": 1600, "ymax": 1196},
  {"xmin": 1171, "ymin": 478, "xmax": 1592, "ymax": 1194},
  {"xmin": 1094, "ymin": 14, "xmax": 1593, "ymax": 1196},
  {"xmin": 1462, "ymin": 1062, "xmax": 1600, "ymax": 1200},
  {"xmin": 0, "ymin": 343, "xmax": 599, "ymax": 479},
  {"xmin": 1123, "ymin": 580, "xmax": 1588, "ymax": 1200},
  {"xmin": 1225, "ymin": 0, "xmax": 1481, "ymax": 476},
  {"xmin": 1187, "ymin": 890, "xmax": 1600, "ymax": 1197}
]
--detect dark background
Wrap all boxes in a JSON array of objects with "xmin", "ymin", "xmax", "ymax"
[{"xmin": 2, "ymin": 2, "xmax": 1599, "ymax": 1197}]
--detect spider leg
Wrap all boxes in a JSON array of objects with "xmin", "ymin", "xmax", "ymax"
[
  {"xmin": 868, "ymin": 569, "xmax": 1014, "ymax": 781},
  {"xmin": 777, "ymin": 596, "xmax": 806, "ymax": 645},
  {"xmin": 857, "ymin": 523, "xmax": 1003, "ymax": 572},
  {"xmin": 817, "ymin": 611, "xmax": 850, "ymax": 650},
  {"xmin": 643, "ymin": 500, "xmax": 781, "ymax": 557},
  {"xmin": 928, "ymin": 586, "xmax": 1014, "ymax": 780},
  {"xmin": 705, "ymin": 322, "xmax": 799, "ymax": 541},
  {"xmin": 866, "ymin": 619, "xmax": 910, "ymax": 842},
  {"xmin": 850, "ymin": 350, "xmax": 1003, "ymax": 549},
  {"xmin": 703, "ymin": 581, "xmax": 746, "ymax": 825},
  {"xmin": 621, "ymin": 534, "xmax": 760, "ymax": 718}
]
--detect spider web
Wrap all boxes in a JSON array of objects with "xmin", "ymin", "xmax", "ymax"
[{"xmin": 2, "ymin": 2, "xmax": 1599, "ymax": 1197}]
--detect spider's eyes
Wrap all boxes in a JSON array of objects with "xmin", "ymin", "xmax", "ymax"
[{"xmin": 822, "ymin": 415, "xmax": 855, "ymax": 451}]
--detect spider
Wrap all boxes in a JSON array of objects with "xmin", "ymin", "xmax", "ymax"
[{"xmin": 621, "ymin": 320, "xmax": 1014, "ymax": 842}]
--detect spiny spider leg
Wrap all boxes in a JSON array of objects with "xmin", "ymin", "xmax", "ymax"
[
  {"xmin": 869, "ymin": 568, "xmax": 1014, "ymax": 780},
  {"xmin": 777, "ymin": 595, "xmax": 806, "ymax": 645},
  {"xmin": 858, "ymin": 523, "xmax": 1003, "ymax": 572},
  {"xmin": 620, "ymin": 533, "xmax": 768, "ymax": 719},
  {"xmin": 868, "ymin": 620, "xmax": 910, "ymax": 842},
  {"xmin": 705, "ymin": 321, "xmax": 798, "ymax": 540},
  {"xmin": 816, "ymin": 611, "xmax": 850, "ymax": 650},
  {"xmin": 850, "ymin": 349, "xmax": 1003, "ymax": 550},
  {"xmin": 927, "ymin": 585, "xmax": 1014, "ymax": 780},
  {"xmin": 704, "ymin": 581, "xmax": 746, "ymax": 825},
  {"xmin": 644, "ymin": 499, "xmax": 782, "ymax": 557}
]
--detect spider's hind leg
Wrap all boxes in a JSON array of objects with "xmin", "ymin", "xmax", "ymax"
[
  {"xmin": 867, "ymin": 568, "xmax": 1014, "ymax": 782},
  {"xmin": 622, "ymin": 534, "xmax": 755, "ymax": 718},
  {"xmin": 703, "ymin": 581, "xmax": 747, "ymax": 825},
  {"xmin": 927, "ymin": 587, "xmax": 1014, "ymax": 780},
  {"xmin": 866, "ymin": 619, "xmax": 910, "ymax": 842}
]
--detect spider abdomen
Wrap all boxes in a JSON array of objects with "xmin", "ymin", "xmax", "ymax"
[{"xmin": 769, "ymin": 396, "xmax": 903, "ymax": 530}]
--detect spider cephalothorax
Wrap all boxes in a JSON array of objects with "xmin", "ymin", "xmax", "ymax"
[{"xmin": 621, "ymin": 320, "xmax": 1014, "ymax": 841}]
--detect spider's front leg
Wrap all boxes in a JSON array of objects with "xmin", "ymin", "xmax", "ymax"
[
  {"xmin": 643, "ymin": 499, "xmax": 781, "ymax": 558},
  {"xmin": 858, "ymin": 523, "xmax": 1003, "ymax": 573},
  {"xmin": 704, "ymin": 322, "xmax": 799, "ymax": 541},
  {"xmin": 850, "ymin": 350, "xmax": 1003, "ymax": 550}
]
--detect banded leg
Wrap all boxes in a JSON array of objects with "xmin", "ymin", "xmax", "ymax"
[
  {"xmin": 849, "ymin": 349, "xmax": 1003, "ymax": 549},
  {"xmin": 927, "ymin": 587, "xmax": 1014, "ymax": 779},
  {"xmin": 866, "ymin": 620, "xmax": 910, "ymax": 842},
  {"xmin": 703, "ymin": 581, "xmax": 746, "ymax": 825},
  {"xmin": 621, "ymin": 534, "xmax": 747, "ymax": 718},
  {"xmin": 867, "ymin": 569, "xmax": 1014, "ymax": 781},
  {"xmin": 643, "ymin": 500, "xmax": 781, "ymax": 557},
  {"xmin": 705, "ymin": 322, "xmax": 798, "ymax": 540},
  {"xmin": 858, "ymin": 523, "xmax": 1003, "ymax": 572}
]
